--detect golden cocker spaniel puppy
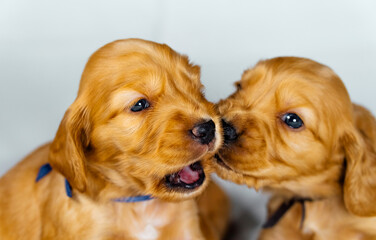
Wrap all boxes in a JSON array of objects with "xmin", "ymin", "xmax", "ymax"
[
  {"xmin": 214, "ymin": 57, "xmax": 376, "ymax": 239},
  {"xmin": 0, "ymin": 39, "xmax": 229, "ymax": 240}
]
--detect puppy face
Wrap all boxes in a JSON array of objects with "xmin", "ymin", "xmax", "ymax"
[
  {"xmin": 215, "ymin": 57, "xmax": 354, "ymax": 197},
  {"xmin": 49, "ymin": 39, "xmax": 222, "ymax": 201}
]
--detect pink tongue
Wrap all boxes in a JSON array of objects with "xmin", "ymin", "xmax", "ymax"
[{"xmin": 178, "ymin": 166, "xmax": 199, "ymax": 184}]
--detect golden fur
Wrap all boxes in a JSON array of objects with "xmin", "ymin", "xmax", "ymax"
[
  {"xmin": 0, "ymin": 39, "xmax": 229, "ymax": 240},
  {"xmin": 214, "ymin": 57, "xmax": 376, "ymax": 239}
]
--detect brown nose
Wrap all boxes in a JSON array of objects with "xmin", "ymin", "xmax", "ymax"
[{"xmin": 191, "ymin": 120, "xmax": 216, "ymax": 145}]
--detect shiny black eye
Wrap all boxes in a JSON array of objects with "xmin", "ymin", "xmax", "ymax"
[
  {"xmin": 131, "ymin": 99, "xmax": 150, "ymax": 112},
  {"xmin": 282, "ymin": 113, "xmax": 304, "ymax": 129}
]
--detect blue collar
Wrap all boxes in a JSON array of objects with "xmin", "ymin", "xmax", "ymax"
[{"xmin": 36, "ymin": 163, "xmax": 154, "ymax": 203}]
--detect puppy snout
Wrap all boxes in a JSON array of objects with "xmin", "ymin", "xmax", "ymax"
[
  {"xmin": 191, "ymin": 120, "xmax": 216, "ymax": 145},
  {"xmin": 221, "ymin": 119, "xmax": 238, "ymax": 143}
]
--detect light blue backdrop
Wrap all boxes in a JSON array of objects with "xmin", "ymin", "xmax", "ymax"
[{"xmin": 1, "ymin": 1, "xmax": 375, "ymax": 238}]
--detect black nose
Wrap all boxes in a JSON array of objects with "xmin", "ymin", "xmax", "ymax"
[
  {"xmin": 222, "ymin": 119, "xmax": 238, "ymax": 143},
  {"xmin": 191, "ymin": 120, "xmax": 216, "ymax": 145}
]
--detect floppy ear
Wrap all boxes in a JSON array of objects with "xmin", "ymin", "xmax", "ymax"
[
  {"xmin": 48, "ymin": 99, "xmax": 91, "ymax": 192},
  {"xmin": 343, "ymin": 104, "xmax": 376, "ymax": 216}
]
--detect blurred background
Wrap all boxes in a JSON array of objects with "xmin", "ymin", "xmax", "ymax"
[{"xmin": 1, "ymin": 0, "xmax": 376, "ymax": 238}]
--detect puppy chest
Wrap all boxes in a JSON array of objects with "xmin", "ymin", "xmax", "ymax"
[
  {"xmin": 303, "ymin": 200, "xmax": 373, "ymax": 239},
  {"xmin": 106, "ymin": 201, "xmax": 197, "ymax": 240}
]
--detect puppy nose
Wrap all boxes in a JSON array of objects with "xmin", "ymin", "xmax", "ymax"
[
  {"xmin": 222, "ymin": 119, "xmax": 238, "ymax": 143},
  {"xmin": 191, "ymin": 120, "xmax": 216, "ymax": 145}
]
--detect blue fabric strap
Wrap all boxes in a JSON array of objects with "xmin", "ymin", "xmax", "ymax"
[
  {"xmin": 65, "ymin": 179, "xmax": 73, "ymax": 198},
  {"xmin": 35, "ymin": 163, "xmax": 52, "ymax": 182},
  {"xmin": 35, "ymin": 163, "xmax": 153, "ymax": 202},
  {"xmin": 113, "ymin": 195, "xmax": 154, "ymax": 203}
]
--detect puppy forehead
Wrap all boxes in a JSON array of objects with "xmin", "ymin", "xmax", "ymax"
[
  {"xmin": 241, "ymin": 75, "xmax": 326, "ymax": 123},
  {"xmin": 109, "ymin": 72, "xmax": 201, "ymax": 110},
  {"xmin": 105, "ymin": 53, "xmax": 200, "ymax": 97},
  {"xmin": 230, "ymin": 64, "xmax": 352, "ymax": 137},
  {"xmin": 111, "ymin": 89, "xmax": 145, "ymax": 109},
  {"xmin": 82, "ymin": 40, "xmax": 206, "ymax": 118},
  {"xmin": 239, "ymin": 63, "xmax": 340, "ymax": 108}
]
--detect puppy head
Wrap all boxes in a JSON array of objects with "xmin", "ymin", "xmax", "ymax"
[
  {"xmin": 215, "ymin": 57, "xmax": 376, "ymax": 216},
  {"xmin": 49, "ymin": 39, "xmax": 222, "ymax": 201}
]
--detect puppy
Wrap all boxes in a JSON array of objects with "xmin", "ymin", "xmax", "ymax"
[
  {"xmin": 214, "ymin": 57, "xmax": 376, "ymax": 239},
  {"xmin": 0, "ymin": 39, "xmax": 229, "ymax": 240}
]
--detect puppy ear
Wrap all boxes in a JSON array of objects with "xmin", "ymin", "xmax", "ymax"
[
  {"xmin": 48, "ymin": 99, "xmax": 91, "ymax": 192},
  {"xmin": 343, "ymin": 104, "xmax": 376, "ymax": 216}
]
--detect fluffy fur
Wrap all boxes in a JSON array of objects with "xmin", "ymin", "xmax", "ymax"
[
  {"xmin": 214, "ymin": 57, "xmax": 376, "ymax": 239},
  {"xmin": 0, "ymin": 39, "xmax": 229, "ymax": 240}
]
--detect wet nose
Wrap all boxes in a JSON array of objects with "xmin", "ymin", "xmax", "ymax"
[
  {"xmin": 191, "ymin": 120, "xmax": 216, "ymax": 145},
  {"xmin": 222, "ymin": 119, "xmax": 238, "ymax": 143}
]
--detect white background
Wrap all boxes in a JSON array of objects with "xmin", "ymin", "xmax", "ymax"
[{"xmin": 1, "ymin": 1, "xmax": 375, "ymax": 238}]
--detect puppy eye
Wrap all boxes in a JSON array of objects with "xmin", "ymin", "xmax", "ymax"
[
  {"xmin": 282, "ymin": 113, "xmax": 304, "ymax": 129},
  {"xmin": 131, "ymin": 99, "xmax": 150, "ymax": 112}
]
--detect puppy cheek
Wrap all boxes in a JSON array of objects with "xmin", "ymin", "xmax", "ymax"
[
  {"xmin": 200, "ymin": 154, "xmax": 216, "ymax": 174},
  {"xmin": 156, "ymin": 135, "xmax": 207, "ymax": 163},
  {"xmin": 221, "ymin": 135, "xmax": 269, "ymax": 169}
]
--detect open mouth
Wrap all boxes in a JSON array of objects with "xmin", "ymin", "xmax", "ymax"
[
  {"xmin": 214, "ymin": 154, "xmax": 232, "ymax": 171},
  {"xmin": 165, "ymin": 161, "xmax": 205, "ymax": 191}
]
